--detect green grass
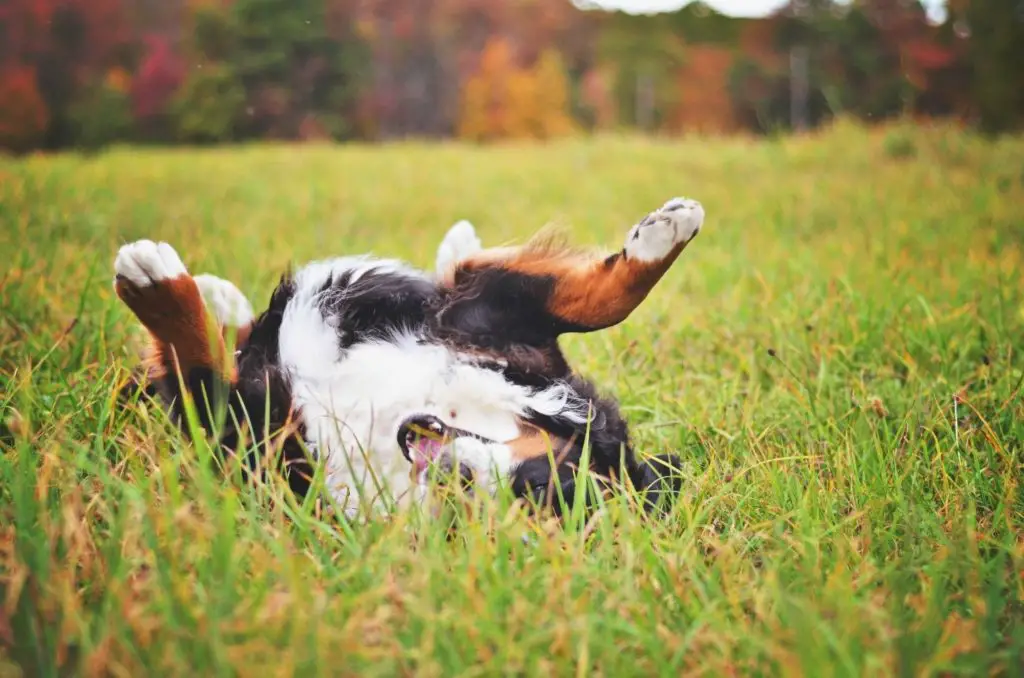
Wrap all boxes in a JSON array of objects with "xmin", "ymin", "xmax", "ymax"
[{"xmin": 1, "ymin": 120, "xmax": 1023, "ymax": 676}]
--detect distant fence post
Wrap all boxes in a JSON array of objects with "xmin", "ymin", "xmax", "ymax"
[{"xmin": 636, "ymin": 70, "xmax": 655, "ymax": 131}]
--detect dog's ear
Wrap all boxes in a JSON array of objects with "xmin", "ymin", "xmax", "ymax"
[
  {"xmin": 510, "ymin": 456, "xmax": 583, "ymax": 517},
  {"xmin": 633, "ymin": 453, "xmax": 685, "ymax": 515}
]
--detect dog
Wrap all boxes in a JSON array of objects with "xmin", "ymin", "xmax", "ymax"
[{"xmin": 114, "ymin": 196, "xmax": 704, "ymax": 518}]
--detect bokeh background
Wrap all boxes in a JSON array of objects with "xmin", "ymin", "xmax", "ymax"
[{"xmin": 1, "ymin": 0, "xmax": 1021, "ymax": 153}]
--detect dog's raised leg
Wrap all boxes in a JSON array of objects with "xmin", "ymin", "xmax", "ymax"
[
  {"xmin": 524, "ymin": 197, "xmax": 704, "ymax": 332},
  {"xmin": 442, "ymin": 197, "xmax": 704, "ymax": 337},
  {"xmin": 114, "ymin": 241, "xmax": 233, "ymax": 382}
]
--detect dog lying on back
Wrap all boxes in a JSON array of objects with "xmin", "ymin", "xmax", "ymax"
[{"xmin": 114, "ymin": 197, "xmax": 704, "ymax": 517}]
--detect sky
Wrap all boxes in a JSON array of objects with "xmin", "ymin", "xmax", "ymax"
[{"xmin": 591, "ymin": 0, "xmax": 948, "ymax": 22}]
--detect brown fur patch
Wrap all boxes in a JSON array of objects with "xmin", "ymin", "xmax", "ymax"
[
  {"xmin": 115, "ymin": 274, "xmax": 233, "ymax": 381},
  {"xmin": 507, "ymin": 422, "xmax": 577, "ymax": 463},
  {"xmin": 542, "ymin": 246, "xmax": 684, "ymax": 329},
  {"xmin": 457, "ymin": 237, "xmax": 687, "ymax": 331}
]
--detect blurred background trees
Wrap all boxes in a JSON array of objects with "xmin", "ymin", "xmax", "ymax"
[{"xmin": 0, "ymin": 0, "xmax": 1021, "ymax": 152}]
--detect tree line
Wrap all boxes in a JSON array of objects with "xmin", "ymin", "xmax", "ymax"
[{"xmin": 0, "ymin": 0, "xmax": 1021, "ymax": 152}]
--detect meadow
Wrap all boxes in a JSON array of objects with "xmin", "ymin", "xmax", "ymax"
[{"xmin": 1, "ymin": 121, "xmax": 1022, "ymax": 676}]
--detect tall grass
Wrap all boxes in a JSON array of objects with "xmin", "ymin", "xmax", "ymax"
[{"xmin": 1, "ymin": 121, "xmax": 1023, "ymax": 676}]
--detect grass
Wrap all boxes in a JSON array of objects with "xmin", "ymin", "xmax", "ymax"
[{"xmin": 1, "ymin": 120, "xmax": 1023, "ymax": 676}]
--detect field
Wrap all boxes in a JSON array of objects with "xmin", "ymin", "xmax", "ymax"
[{"xmin": 1, "ymin": 121, "xmax": 1023, "ymax": 676}]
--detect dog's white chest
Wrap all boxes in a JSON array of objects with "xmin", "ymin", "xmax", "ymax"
[{"xmin": 279, "ymin": 326, "xmax": 527, "ymax": 509}]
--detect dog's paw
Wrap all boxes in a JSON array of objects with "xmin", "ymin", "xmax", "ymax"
[
  {"xmin": 194, "ymin": 274, "xmax": 254, "ymax": 327},
  {"xmin": 436, "ymin": 220, "xmax": 482, "ymax": 277},
  {"xmin": 114, "ymin": 240, "xmax": 188, "ymax": 288},
  {"xmin": 624, "ymin": 197, "xmax": 704, "ymax": 262}
]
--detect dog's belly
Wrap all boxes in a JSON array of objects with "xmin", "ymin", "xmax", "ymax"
[{"xmin": 280, "ymin": 330, "xmax": 533, "ymax": 512}]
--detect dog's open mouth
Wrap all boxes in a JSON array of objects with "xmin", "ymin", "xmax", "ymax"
[
  {"xmin": 396, "ymin": 414, "xmax": 487, "ymax": 486},
  {"xmin": 397, "ymin": 414, "xmax": 448, "ymax": 474}
]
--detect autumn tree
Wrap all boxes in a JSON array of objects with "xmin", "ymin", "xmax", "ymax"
[
  {"xmin": 579, "ymin": 66, "xmax": 617, "ymax": 130},
  {"xmin": 458, "ymin": 38, "xmax": 574, "ymax": 142},
  {"xmin": 131, "ymin": 36, "xmax": 186, "ymax": 140},
  {"xmin": 0, "ymin": 66, "xmax": 49, "ymax": 152},
  {"xmin": 457, "ymin": 37, "xmax": 516, "ymax": 140},
  {"xmin": 671, "ymin": 46, "xmax": 738, "ymax": 134},
  {"xmin": 531, "ymin": 49, "xmax": 575, "ymax": 138}
]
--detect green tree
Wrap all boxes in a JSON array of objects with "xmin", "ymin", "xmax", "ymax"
[
  {"xmin": 172, "ymin": 65, "xmax": 246, "ymax": 143},
  {"xmin": 597, "ymin": 12, "xmax": 686, "ymax": 130},
  {"xmin": 963, "ymin": 0, "xmax": 1024, "ymax": 133},
  {"xmin": 69, "ymin": 80, "xmax": 134, "ymax": 150},
  {"xmin": 229, "ymin": 0, "xmax": 367, "ymax": 140}
]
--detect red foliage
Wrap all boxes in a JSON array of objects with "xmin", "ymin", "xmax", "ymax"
[
  {"xmin": 580, "ymin": 67, "xmax": 616, "ymax": 129},
  {"xmin": 739, "ymin": 15, "xmax": 785, "ymax": 69},
  {"xmin": 62, "ymin": 0, "xmax": 132, "ymax": 71},
  {"xmin": 0, "ymin": 0, "xmax": 52, "ymax": 59},
  {"xmin": 131, "ymin": 36, "xmax": 185, "ymax": 120},
  {"xmin": 0, "ymin": 65, "xmax": 49, "ymax": 152},
  {"xmin": 0, "ymin": 0, "xmax": 131, "ymax": 89},
  {"xmin": 905, "ymin": 40, "xmax": 956, "ymax": 71},
  {"xmin": 670, "ymin": 45, "xmax": 739, "ymax": 134}
]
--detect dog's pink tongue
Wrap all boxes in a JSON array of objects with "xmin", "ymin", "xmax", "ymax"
[{"xmin": 410, "ymin": 438, "xmax": 444, "ymax": 473}]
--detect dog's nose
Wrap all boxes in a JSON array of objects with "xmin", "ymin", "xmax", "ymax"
[{"xmin": 396, "ymin": 413, "xmax": 447, "ymax": 462}]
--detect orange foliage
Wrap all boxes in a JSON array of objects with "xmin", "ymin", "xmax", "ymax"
[
  {"xmin": 457, "ymin": 38, "xmax": 574, "ymax": 141},
  {"xmin": 531, "ymin": 49, "xmax": 574, "ymax": 137},
  {"xmin": 739, "ymin": 16, "xmax": 784, "ymax": 70},
  {"xmin": 105, "ymin": 67, "xmax": 132, "ymax": 94},
  {"xmin": 458, "ymin": 38, "xmax": 517, "ymax": 140},
  {"xmin": 669, "ymin": 45, "xmax": 739, "ymax": 134},
  {"xmin": 0, "ymin": 66, "xmax": 49, "ymax": 152}
]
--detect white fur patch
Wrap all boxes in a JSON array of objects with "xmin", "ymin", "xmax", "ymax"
[
  {"xmin": 435, "ymin": 219, "xmax": 482, "ymax": 278},
  {"xmin": 194, "ymin": 274, "xmax": 254, "ymax": 327},
  {"xmin": 292, "ymin": 255, "xmax": 418, "ymax": 292},
  {"xmin": 276, "ymin": 256, "xmax": 591, "ymax": 514},
  {"xmin": 624, "ymin": 197, "xmax": 705, "ymax": 263},
  {"xmin": 114, "ymin": 240, "xmax": 187, "ymax": 287}
]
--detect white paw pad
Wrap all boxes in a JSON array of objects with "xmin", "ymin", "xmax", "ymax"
[
  {"xmin": 624, "ymin": 197, "xmax": 705, "ymax": 262},
  {"xmin": 436, "ymin": 220, "xmax": 482, "ymax": 277},
  {"xmin": 194, "ymin": 274, "xmax": 254, "ymax": 327},
  {"xmin": 114, "ymin": 240, "xmax": 188, "ymax": 287}
]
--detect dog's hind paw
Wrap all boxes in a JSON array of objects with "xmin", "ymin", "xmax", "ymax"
[
  {"xmin": 624, "ymin": 197, "xmax": 704, "ymax": 263},
  {"xmin": 436, "ymin": 219, "xmax": 482, "ymax": 278},
  {"xmin": 194, "ymin": 274, "xmax": 254, "ymax": 327}
]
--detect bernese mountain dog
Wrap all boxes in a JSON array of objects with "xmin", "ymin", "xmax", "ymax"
[{"xmin": 114, "ymin": 196, "xmax": 704, "ymax": 519}]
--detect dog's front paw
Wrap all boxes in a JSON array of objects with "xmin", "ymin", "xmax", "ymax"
[
  {"xmin": 114, "ymin": 240, "xmax": 188, "ymax": 289},
  {"xmin": 194, "ymin": 274, "xmax": 254, "ymax": 327},
  {"xmin": 624, "ymin": 197, "xmax": 704, "ymax": 262}
]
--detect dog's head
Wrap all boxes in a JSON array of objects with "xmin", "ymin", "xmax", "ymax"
[{"xmin": 395, "ymin": 409, "xmax": 682, "ymax": 518}]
